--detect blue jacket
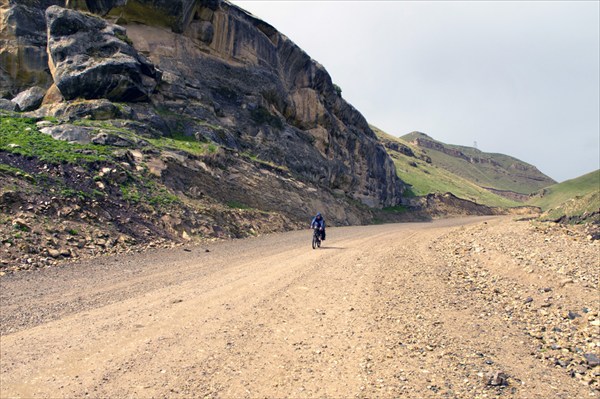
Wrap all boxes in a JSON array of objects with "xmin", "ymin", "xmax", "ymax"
[{"xmin": 311, "ymin": 216, "xmax": 325, "ymax": 229}]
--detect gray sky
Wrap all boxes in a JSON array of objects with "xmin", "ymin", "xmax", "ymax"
[{"xmin": 232, "ymin": 0, "xmax": 599, "ymax": 183}]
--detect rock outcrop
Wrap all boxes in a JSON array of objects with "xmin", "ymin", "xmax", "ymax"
[
  {"xmin": 45, "ymin": 6, "xmax": 160, "ymax": 102},
  {"xmin": 11, "ymin": 85, "xmax": 45, "ymax": 111},
  {"xmin": 0, "ymin": 0, "xmax": 66, "ymax": 97},
  {"xmin": 1, "ymin": 0, "xmax": 403, "ymax": 232},
  {"xmin": 0, "ymin": 98, "xmax": 19, "ymax": 111}
]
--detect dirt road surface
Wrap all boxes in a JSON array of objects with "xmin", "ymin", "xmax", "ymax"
[{"xmin": 1, "ymin": 217, "xmax": 598, "ymax": 398}]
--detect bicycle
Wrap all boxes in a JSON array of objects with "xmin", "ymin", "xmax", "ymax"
[{"xmin": 312, "ymin": 227, "xmax": 322, "ymax": 249}]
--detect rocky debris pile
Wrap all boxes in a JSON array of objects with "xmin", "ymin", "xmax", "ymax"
[
  {"xmin": 403, "ymin": 192, "xmax": 541, "ymax": 218},
  {"xmin": 0, "ymin": 142, "xmax": 300, "ymax": 274},
  {"xmin": 432, "ymin": 219, "xmax": 599, "ymax": 392},
  {"xmin": 0, "ymin": 199, "xmax": 295, "ymax": 275},
  {"xmin": 1, "ymin": 210, "xmax": 140, "ymax": 273}
]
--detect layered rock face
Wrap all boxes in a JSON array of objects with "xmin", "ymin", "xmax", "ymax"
[
  {"xmin": 45, "ymin": 6, "xmax": 160, "ymax": 101},
  {"xmin": 1, "ymin": 0, "xmax": 403, "ymax": 224},
  {"xmin": 0, "ymin": 0, "xmax": 66, "ymax": 97}
]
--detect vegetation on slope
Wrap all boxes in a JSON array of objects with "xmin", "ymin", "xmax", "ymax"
[
  {"xmin": 372, "ymin": 126, "xmax": 521, "ymax": 208},
  {"xmin": 0, "ymin": 113, "xmax": 296, "ymax": 272},
  {"xmin": 528, "ymin": 170, "xmax": 599, "ymax": 224},
  {"xmin": 0, "ymin": 117, "xmax": 113, "ymax": 164},
  {"xmin": 528, "ymin": 170, "xmax": 599, "ymax": 211},
  {"xmin": 401, "ymin": 131, "xmax": 555, "ymax": 195},
  {"xmin": 538, "ymin": 191, "xmax": 599, "ymax": 223}
]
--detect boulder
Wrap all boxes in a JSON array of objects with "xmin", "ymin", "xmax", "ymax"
[
  {"xmin": 39, "ymin": 124, "xmax": 94, "ymax": 144},
  {"xmin": 11, "ymin": 86, "xmax": 46, "ymax": 111},
  {"xmin": 47, "ymin": 99, "xmax": 126, "ymax": 121},
  {"xmin": 0, "ymin": 2, "xmax": 63, "ymax": 97},
  {"xmin": 91, "ymin": 132, "xmax": 135, "ymax": 147},
  {"xmin": 0, "ymin": 99, "xmax": 20, "ymax": 112},
  {"xmin": 45, "ymin": 6, "xmax": 161, "ymax": 102}
]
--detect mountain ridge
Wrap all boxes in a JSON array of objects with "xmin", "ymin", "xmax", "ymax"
[
  {"xmin": 374, "ymin": 127, "xmax": 519, "ymax": 207},
  {"xmin": 401, "ymin": 131, "xmax": 556, "ymax": 198}
]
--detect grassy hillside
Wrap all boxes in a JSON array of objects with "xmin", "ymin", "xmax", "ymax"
[
  {"xmin": 528, "ymin": 170, "xmax": 599, "ymax": 223},
  {"xmin": 372, "ymin": 126, "xmax": 521, "ymax": 208},
  {"xmin": 401, "ymin": 132, "xmax": 555, "ymax": 196},
  {"xmin": 528, "ymin": 170, "xmax": 599, "ymax": 210},
  {"xmin": 538, "ymin": 191, "xmax": 599, "ymax": 223}
]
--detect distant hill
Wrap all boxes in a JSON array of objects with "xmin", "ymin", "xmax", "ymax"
[
  {"xmin": 528, "ymin": 170, "xmax": 599, "ymax": 223},
  {"xmin": 372, "ymin": 126, "xmax": 522, "ymax": 208},
  {"xmin": 401, "ymin": 132, "xmax": 556, "ymax": 200}
]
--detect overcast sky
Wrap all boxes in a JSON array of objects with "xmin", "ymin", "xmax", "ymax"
[{"xmin": 232, "ymin": 0, "xmax": 599, "ymax": 183}]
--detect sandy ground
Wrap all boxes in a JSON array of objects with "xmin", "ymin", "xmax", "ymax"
[{"xmin": 1, "ymin": 216, "xmax": 598, "ymax": 398}]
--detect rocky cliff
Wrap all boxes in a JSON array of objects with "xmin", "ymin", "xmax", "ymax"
[{"xmin": 1, "ymin": 0, "xmax": 403, "ymax": 221}]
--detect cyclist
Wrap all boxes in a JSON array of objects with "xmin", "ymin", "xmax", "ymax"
[{"xmin": 310, "ymin": 212, "xmax": 326, "ymax": 241}]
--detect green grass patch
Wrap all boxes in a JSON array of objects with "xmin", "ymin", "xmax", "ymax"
[
  {"xmin": 115, "ymin": 31, "xmax": 133, "ymax": 46},
  {"xmin": 226, "ymin": 200, "xmax": 252, "ymax": 210},
  {"xmin": 0, "ymin": 116, "xmax": 113, "ymax": 164},
  {"xmin": 13, "ymin": 224, "xmax": 29, "ymax": 233},
  {"xmin": 528, "ymin": 170, "xmax": 599, "ymax": 211},
  {"xmin": 43, "ymin": 116, "xmax": 60, "ymax": 124},
  {"xmin": 529, "ymin": 171, "xmax": 599, "ymax": 223},
  {"xmin": 120, "ymin": 179, "xmax": 181, "ymax": 208},
  {"xmin": 120, "ymin": 184, "xmax": 141, "ymax": 203},
  {"xmin": 60, "ymin": 188, "xmax": 89, "ymax": 200},
  {"xmin": 333, "ymin": 83, "xmax": 342, "ymax": 97},
  {"xmin": 399, "ymin": 131, "xmax": 555, "ymax": 194},
  {"xmin": 0, "ymin": 163, "xmax": 35, "ymax": 182},
  {"xmin": 147, "ymin": 132, "xmax": 219, "ymax": 156},
  {"xmin": 241, "ymin": 151, "xmax": 289, "ymax": 173},
  {"xmin": 148, "ymin": 188, "xmax": 180, "ymax": 206},
  {"xmin": 539, "ymin": 191, "xmax": 599, "ymax": 223}
]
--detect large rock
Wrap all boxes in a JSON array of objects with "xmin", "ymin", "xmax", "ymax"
[
  {"xmin": 11, "ymin": 85, "xmax": 45, "ymax": 111},
  {"xmin": 39, "ymin": 124, "xmax": 94, "ymax": 144},
  {"xmin": 46, "ymin": 99, "xmax": 127, "ymax": 121},
  {"xmin": 0, "ymin": 98, "xmax": 19, "ymax": 112},
  {"xmin": 0, "ymin": 1, "xmax": 65, "ymax": 97},
  {"xmin": 45, "ymin": 6, "xmax": 160, "ymax": 102}
]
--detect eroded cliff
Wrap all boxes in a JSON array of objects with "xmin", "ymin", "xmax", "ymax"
[{"xmin": 1, "ymin": 0, "xmax": 404, "ymax": 265}]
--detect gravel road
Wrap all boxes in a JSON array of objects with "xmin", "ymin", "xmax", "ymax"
[{"xmin": 1, "ymin": 216, "xmax": 597, "ymax": 398}]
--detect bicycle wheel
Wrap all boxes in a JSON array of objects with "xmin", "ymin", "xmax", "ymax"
[{"xmin": 312, "ymin": 235, "xmax": 317, "ymax": 249}]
